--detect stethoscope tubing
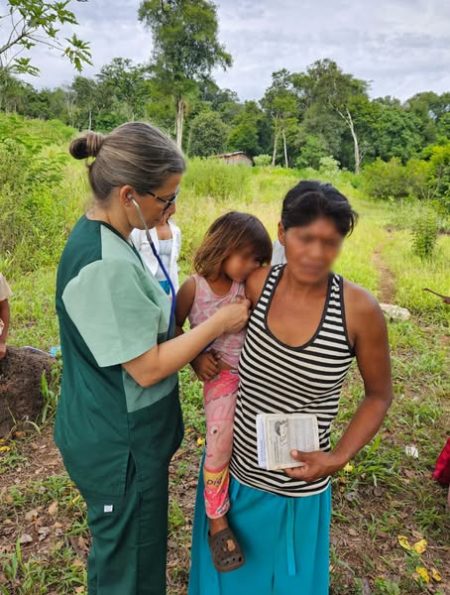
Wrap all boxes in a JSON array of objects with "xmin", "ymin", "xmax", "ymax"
[{"xmin": 131, "ymin": 199, "xmax": 177, "ymax": 335}]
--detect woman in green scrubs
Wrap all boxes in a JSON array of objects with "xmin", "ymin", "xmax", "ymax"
[{"xmin": 55, "ymin": 122, "xmax": 250, "ymax": 595}]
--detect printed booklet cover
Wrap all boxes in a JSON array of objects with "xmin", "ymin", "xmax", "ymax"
[{"xmin": 257, "ymin": 413, "xmax": 320, "ymax": 470}]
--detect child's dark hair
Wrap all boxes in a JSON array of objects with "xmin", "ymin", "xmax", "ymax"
[
  {"xmin": 281, "ymin": 180, "xmax": 358, "ymax": 236},
  {"xmin": 194, "ymin": 212, "xmax": 272, "ymax": 278}
]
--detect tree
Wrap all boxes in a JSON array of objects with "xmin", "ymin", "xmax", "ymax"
[
  {"xmin": 139, "ymin": 0, "xmax": 232, "ymax": 149},
  {"xmin": 0, "ymin": 68, "xmax": 27, "ymax": 111},
  {"xmin": 196, "ymin": 78, "xmax": 241, "ymax": 123},
  {"xmin": 189, "ymin": 110, "xmax": 228, "ymax": 156},
  {"xmin": 261, "ymin": 69, "xmax": 298, "ymax": 166},
  {"xmin": 0, "ymin": 0, "xmax": 91, "ymax": 75},
  {"xmin": 70, "ymin": 75, "xmax": 98, "ymax": 129},
  {"xmin": 406, "ymin": 91, "xmax": 450, "ymax": 144},
  {"xmin": 369, "ymin": 100, "xmax": 423, "ymax": 162},
  {"xmin": 292, "ymin": 60, "xmax": 368, "ymax": 172},
  {"xmin": 295, "ymin": 133, "xmax": 329, "ymax": 169},
  {"xmin": 228, "ymin": 101, "xmax": 266, "ymax": 157},
  {"xmin": 96, "ymin": 58, "xmax": 150, "ymax": 123}
]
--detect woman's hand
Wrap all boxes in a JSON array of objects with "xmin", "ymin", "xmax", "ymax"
[
  {"xmin": 284, "ymin": 450, "xmax": 345, "ymax": 482},
  {"xmin": 215, "ymin": 297, "xmax": 251, "ymax": 334},
  {"xmin": 192, "ymin": 352, "xmax": 219, "ymax": 381}
]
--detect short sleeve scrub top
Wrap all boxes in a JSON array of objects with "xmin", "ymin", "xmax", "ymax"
[{"xmin": 55, "ymin": 216, "xmax": 183, "ymax": 595}]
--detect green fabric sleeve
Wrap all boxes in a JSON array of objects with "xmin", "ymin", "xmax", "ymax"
[{"xmin": 62, "ymin": 259, "xmax": 162, "ymax": 367}]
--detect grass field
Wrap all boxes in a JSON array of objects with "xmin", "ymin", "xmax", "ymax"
[{"xmin": 1, "ymin": 160, "xmax": 449, "ymax": 594}]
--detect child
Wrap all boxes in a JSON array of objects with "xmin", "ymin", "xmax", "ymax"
[
  {"xmin": 0, "ymin": 273, "xmax": 12, "ymax": 360},
  {"xmin": 176, "ymin": 212, "xmax": 272, "ymax": 572},
  {"xmin": 131, "ymin": 201, "xmax": 181, "ymax": 294}
]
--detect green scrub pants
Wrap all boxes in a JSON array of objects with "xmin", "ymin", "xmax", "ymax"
[{"xmin": 78, "ymin": 458, "xmax": 169, "ymax": 595}]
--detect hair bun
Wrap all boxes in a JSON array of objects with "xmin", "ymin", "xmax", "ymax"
[{"xmin": 69, "ymin": 131, "xmax": 105, "ymax": 160}]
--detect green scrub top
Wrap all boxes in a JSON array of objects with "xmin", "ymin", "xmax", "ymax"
[{"xmin": 55, "ymin": 216, "xmax": 183, "ymax": 496}]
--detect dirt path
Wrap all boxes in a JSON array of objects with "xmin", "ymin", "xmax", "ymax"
[{"xmin": 372, "ymin": 248, "xmax": 396, "ymax": 303}]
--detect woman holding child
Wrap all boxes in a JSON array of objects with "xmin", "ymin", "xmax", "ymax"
[{"xmin": 188, "ymin": 181, "xmax": 393, "ymax": 595}]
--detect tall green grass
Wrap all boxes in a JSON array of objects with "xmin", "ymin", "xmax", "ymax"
[
  {"xmin": 2, "ymin": 123, "xmax": 449, "ymax": 347},
  {"xmin": 383, "ymin": 231, "xmax": 450, "ymax": 321}
]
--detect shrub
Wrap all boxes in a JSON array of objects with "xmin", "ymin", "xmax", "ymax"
[
  {"xmin": 0, "ymin": 115, "xmax": 76, "ymax": 275},
  {"xmin": 412, "ymin": 209, "xmax": 439, "ymax": 260},
  {"xmin": 318, "ymin": 156, "xmax": 341, "ymax": 179},
  {"xmin": 295, "ymin": 134, "xmax": 329, "ymax": 170},
  {"xmin": 426, "ymin": 143, "xmax": 450, "ymax": 215},
  {"xmin": 253, "ymin": 154, "xmax": 271, "ymax": 167},
  {"xmin": 361, "ymin": 157, "xmax": 410, "ymax": 200}
]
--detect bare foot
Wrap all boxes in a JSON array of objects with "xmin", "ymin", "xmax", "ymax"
[{"xmin": 209, "ymin": 515, "xmax": 229, "ymax": 536}]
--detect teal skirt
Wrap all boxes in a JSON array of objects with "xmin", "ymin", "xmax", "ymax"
[{"xmin": 188, "ymin": 471, "xmax": 332, "ymax": 595}]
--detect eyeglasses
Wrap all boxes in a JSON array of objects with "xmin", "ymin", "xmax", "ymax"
[{"xmin": 147, "ymin": 189, "xmax": 179, "ymax": 211}]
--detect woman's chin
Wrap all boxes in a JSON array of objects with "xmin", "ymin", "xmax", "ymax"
[{"xmin": 288, "ymin": 264, "xmax": 328, "ymax": 283}]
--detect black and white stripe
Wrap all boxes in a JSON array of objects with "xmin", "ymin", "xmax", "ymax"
[{"xmin": 230, "ymin": 265, "xmax": 355, "ymax": 497}]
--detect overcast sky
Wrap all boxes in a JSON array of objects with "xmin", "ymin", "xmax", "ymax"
[{"xmin": 15, "ymin": 0, "xmax": 450, "ymax": 101}]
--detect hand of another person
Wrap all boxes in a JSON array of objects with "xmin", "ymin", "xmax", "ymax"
[
  {"xmin": 217, "ymin": 297, "xmax": 251, "ymax": 334},
  {"xmin": 0, "ymin": 342, "xmax": 6, "ymax": 360},
  {"xmin": 284, "ymin": 449, "xmax": 345, "ymax": 482},
  {"xmin": 191, "ymin": 352, "xmax": 219, "ymax": 382}
]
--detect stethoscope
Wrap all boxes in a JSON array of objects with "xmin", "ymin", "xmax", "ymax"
[{"xmin": 130, "ymin": 197, "xmax": 177, "ymax": 335}]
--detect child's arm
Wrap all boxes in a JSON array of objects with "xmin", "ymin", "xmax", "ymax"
[
  {"xmin": 0, "ymin": 298, "xmax": 10, "ymax": 359},
  {"xmin": 175, "ymin": 276, "xmax": 196, "ymax": 336},
  {"xmin": 176, "ymin": 277, "xmax": 219, "ymax": 381}
]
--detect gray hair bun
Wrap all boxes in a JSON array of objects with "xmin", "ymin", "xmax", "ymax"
[{"xmin": 70, "ymin": 132, "xmax": 105, "ymax": 160}]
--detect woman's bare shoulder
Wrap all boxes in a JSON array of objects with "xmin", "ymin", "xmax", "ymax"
[
  {"xmin": 342, "ymin": 279, "xmax": 386, "ymax": 342},
  {"xmin": 246, "ymin": 266, "xmax": 272, "ymax": 305}
]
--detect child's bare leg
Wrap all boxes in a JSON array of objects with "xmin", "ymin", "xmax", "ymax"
[
  {"xmin": 203, "ymin": 372, "xmax": 244, "ymax": 571},
  {"xmin": 209, "ymin": 515, "xmax": 228, "ymax": 535}
]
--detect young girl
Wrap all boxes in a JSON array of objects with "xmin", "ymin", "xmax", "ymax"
[
  {"xmin": 176, "ymin": 212, "xmax": 272, "ymax": 572},
  {"xmin": 131, "ymin": 201, "xmax": 181, "ymax": 294}
]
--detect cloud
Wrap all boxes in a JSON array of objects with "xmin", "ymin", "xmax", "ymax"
[{"xmin": 12, "ymin": 0, "xmax": 450, "ymax": 101}]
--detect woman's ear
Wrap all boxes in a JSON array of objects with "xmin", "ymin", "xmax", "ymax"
[
  {"xmin": 278, "ymin": 222, "xmax": 286, "ymax": 245},
  {"xmin": 119, "ymin": 185, "xmax": 135, "ymax": 208}
]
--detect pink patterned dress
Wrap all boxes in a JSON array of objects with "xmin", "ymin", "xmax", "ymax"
[{"xmin": 188, "ymin": 275, "xmax": 246, "ymax": 519}]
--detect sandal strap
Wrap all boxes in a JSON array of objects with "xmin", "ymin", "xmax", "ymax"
[{"xmin": 208, "ymin": 527, "xmax": 245, "ymax": 572}]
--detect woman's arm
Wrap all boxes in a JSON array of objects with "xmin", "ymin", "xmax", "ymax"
[
  {"xmin": 124, "ymin": 296, "xmax": 250, "ymax": 387},
  {"xmin": 245, "ymin": 266, "xmax": 271, "ymax": 307},
  {"xmin": 286, "ymin": 286, "xmax": 393, "ymax": 481},
  {"xmin": 0, "ymin": 298, "xmax": 10, "ymax": 359}
]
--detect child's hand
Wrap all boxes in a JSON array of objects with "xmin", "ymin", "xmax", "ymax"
[
  {"xmin": 0, "ymin": 342, "xmax": 6, "ymax": 360},
  {"xmin": 192, "ymin": 352, "xmax": 219, "ymax": 381}
]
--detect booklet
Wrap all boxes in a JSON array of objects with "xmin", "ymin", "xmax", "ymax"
[{"xmin": 256, "ymin": 413, "xmax": 320, "ymax": 470}]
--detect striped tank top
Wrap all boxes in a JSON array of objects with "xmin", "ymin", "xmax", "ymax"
[{"xmin": 230, "ymin": 265, "xmax": 355, "ymax": 497}]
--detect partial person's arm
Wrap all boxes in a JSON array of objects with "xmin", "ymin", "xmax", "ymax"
[
  {"xmin": 124, "ymin": 298, "xmax": 249, "ymax": 387},
  {"xmin": 62, "ymin": 259, "xmax": 250, "ymax": 389},
  {"xmin": 0, "ymin": 298, "xmax": 10, "ymax": 359},
  {"xmin": 286, "ymin": 285, "xmax": 393, "ymax": 482},
  {"xmin": 175, "ymin": 276, "xmax": 195, "ymax": 337},
  {"xmin": 245, "ymin": 266, "xmax": 272, "ymax": 308}
]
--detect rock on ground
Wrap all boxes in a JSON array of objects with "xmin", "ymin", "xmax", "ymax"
[
  {"xmin": 380, "ymin": 303, "xmax": 411, "ymax": 322},
  {"xmin": 0, "ymin": 346, "xmax": 54, "ymax": 437}
]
